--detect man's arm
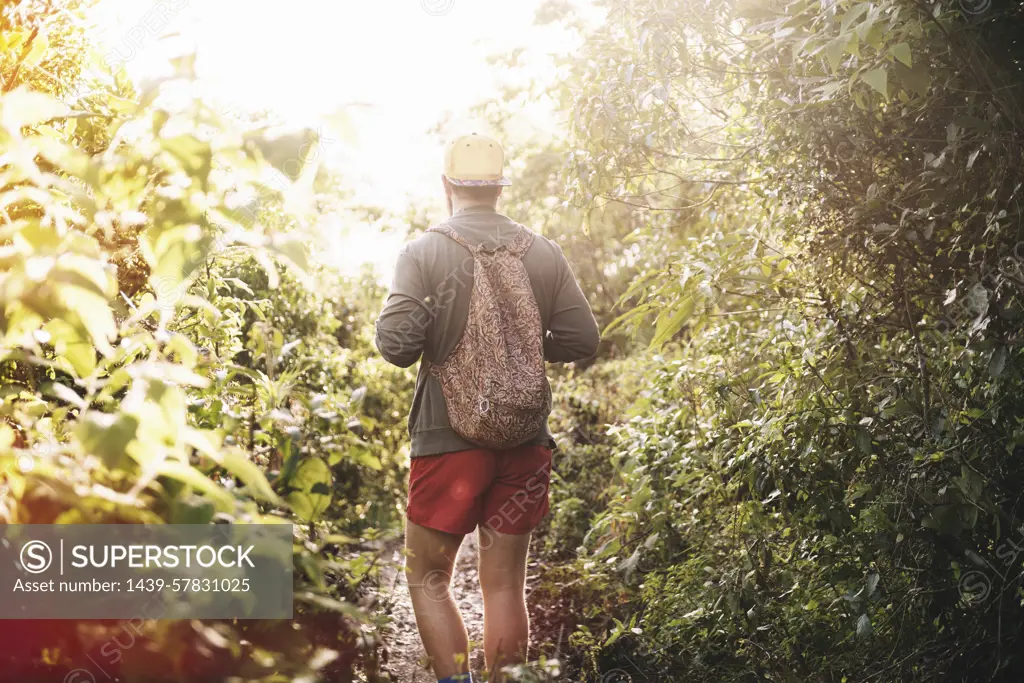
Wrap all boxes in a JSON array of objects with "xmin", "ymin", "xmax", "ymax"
[
  {"xmin": 375, "ymin": 244, "xmax": 433, "ymax": 368},
  {"xmin": 544, "ymin": 244, "xmax": 600, "ymax": 363}
]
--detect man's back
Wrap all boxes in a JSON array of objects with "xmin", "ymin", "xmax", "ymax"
[{"xmin": 375, "ymin": 204, "xmax": 600, "ymax": 457}]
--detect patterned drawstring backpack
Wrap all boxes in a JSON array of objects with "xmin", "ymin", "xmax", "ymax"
[{"xmin": 424, "ymin": 224, "xmax": 551, "ymax": 449}]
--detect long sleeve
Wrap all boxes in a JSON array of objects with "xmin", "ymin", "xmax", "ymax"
[
  {"xmin": 543, "ymin": 245, "xmax": 600, "ymax": 363},
  {"xmin": 374, "ymin": 244, "xmax": 433, "ymax": 368}
]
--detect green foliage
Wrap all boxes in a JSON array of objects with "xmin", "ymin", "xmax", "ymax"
[
  {"xmin": 7, "ymin": 0, "xmax": 1024, "ymax": 680},
  {"xmin": 0, "ymin": 9, "xmax": 404, "ymax": 681},
  {"xmin": 531, "ymin": 0, "xmax": 1024, "ymax": 680}
]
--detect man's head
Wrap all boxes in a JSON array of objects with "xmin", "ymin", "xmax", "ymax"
[{"xmin": 442, "ymin": 133, "xmax": 511, "ymax": 212}]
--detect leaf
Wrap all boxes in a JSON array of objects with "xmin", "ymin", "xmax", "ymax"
[
  {"xmin": 988, "ymin": 346, "xmax": 1007, "ymax": 379},
  {"xmin": 270, "ymin": 234, "xmax": 310, "ymax": 275},
  {"xmin": 350, "ymin": 386, "xmax": 367, "ymax": 408},
  {"xmin": 604, "ymin": 302, "xmax": 655, "ymax": 336},
  {"xmin": 45, "ymin": 320, "xmax": 96, "ymax": 378},
  {"xmin": 76, "ymin": 411, "xmax": 140, "ymax": 471},
  {"xmin": 857, "ymin": 614, "xmax": 873, "ymax": 638},
  {"xmin": 855, "ymin": 8, "xmax": 879, "ymax": 43},
  {"xmin": 0, "ymin": 31, "xmax": 27, "ymax": 53},
  {"xmin": 23, "ymin": 31, "xmax": 49, "ymax": 67},
  {"xmin": 650, "ymin": 296, "xmax": 694, "ymax": 349},
  {"xmin": 246, "ymin": 127, "xmax": 321, "ymax": 180},
  {"xmin": 106, "ymin": 94, "xmax": 138, "ymax": 115},
  {"xmin": 0, "ymin": 424, "xmax": 15, "ymax": 451},
  {"xmin": 861, "ymin": 68, "xmax": 888, "ymax": 98},
  {"xmin": 70, "ymin": 296, "xmax": 116, "ymax": 356},
  {"xmin": 279, "ymin": 339, "xmax": 301, "ymax": 359},
  {"xmin": 736, "ymin": 0, "xmax": 782, "ymax": 19},
  {"xmin": 166, "ymin": 334, "xmax": 199, "ymax": 368},
  {"xmin": 895, "ymin": 61, "xmax": 930, "ymax": 96},
  {"xmin": 351, "ymin": 447, "xmax": 382, "ymax": 471},
  {"xmin": 856, "ymin": 426, "xmax": 872, "ymax": 455},
  {"xmin": 845, "ymin": 35, "xmax": 861, "ymax": 58},
  {"xmin": 792, "ymin": 35, "xmax": 814, "ymax": 62},
  {"xmin": 170, "ymin": 495, "xmax": 216, "ymax": 525},
  {"xmin": 47, "ymin": 382, "xmax": 86, "ymax": 409},
  {"xmin": 161, "ymin": 134, "xmax": 212, "ymax": 182},
  {"xmin": 921, "ymin": 504, "xmax": 969, "ymax": 536},
  {"xmin": 253, "ymin": 250, "xmax": 280, "ymax": 289},
  {"xmin": 183, "ymin": 427, "xmax": 222, "ymax": 459},
  {"xmin": 156, "ymin": 460, "xmax": 234, "ymax": 511},
  {"xmin": 840, "ymin": 3, "xmax": 870, "ymax": 33},
  {"xmin": 144, "ymin": 223, "xmax": 210, "ymax": 285},
  {"xmin": 222, "ymin": 450, "xmax": 282, "ymax": 505},
  {"xmin": 890, "ymin": 43, "xmax": 912, "ymax": 67},
  {"xmin": 1, "ymin": 86, "xmax": 68, "ymax": 130},
  {"xmin": 286, "ymin": 457, "xmax": 333, "ymax": 522},
  {"xmin": 967, "ymin": 148, "xmax": 981, "ymax": 170},
  {"xmin": 825, "ymin": 36, "xmax": 847, "ymax": 72},
  {"xmin": 618, "ymin": 546, "xmax": 642, "ymax": 576},
  {"xmin": 56, "ymin": 253, "xmax": 117, "ymax": 298},
  {"xmin": 133, "ymin": 362, "xmax": 210, "ymax": 388}
]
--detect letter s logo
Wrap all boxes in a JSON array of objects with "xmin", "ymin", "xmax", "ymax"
[{"xmin": 20, "ymin": 541, "xmax": 53, "ymax": 574}]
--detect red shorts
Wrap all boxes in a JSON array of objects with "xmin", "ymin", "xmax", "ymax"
[{"xmin": 406, "ymin": 444, "xmax": 553, "ymax": 535}]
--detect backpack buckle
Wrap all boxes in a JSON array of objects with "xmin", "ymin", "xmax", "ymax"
[{"xmin": 478, "ymin": 397, "xmax": 490, "ymax": 414}]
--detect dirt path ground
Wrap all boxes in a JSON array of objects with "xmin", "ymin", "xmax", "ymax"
[{"xmin": 377, "ymin": 532, "xmax": 487, "ymax": 681}]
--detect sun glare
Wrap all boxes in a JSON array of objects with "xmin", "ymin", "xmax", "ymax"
[{"xmin": 87, "ymin": 0, "xmax": 581, "ymax": 278}]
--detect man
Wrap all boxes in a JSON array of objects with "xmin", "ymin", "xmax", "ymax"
[{"xmin": 375, "ymin": 133, "xmax": 599, "ymax": 683}]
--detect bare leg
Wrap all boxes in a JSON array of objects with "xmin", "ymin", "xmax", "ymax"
[
  {"xmin": 478, "ymin": 525, "xmax": 531, "ymax": 680},
  {"xmin": 405, "ymin": 521, "xmax": 471, "ymax": 680}
]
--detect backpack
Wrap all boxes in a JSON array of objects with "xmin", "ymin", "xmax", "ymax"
[{"xmin": 425, "ymin": 223, "xmax": 552, "ymax": 449}]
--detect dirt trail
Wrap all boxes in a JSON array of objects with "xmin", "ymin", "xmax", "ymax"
[{"xmin": 378, "ymin": 532, "xmax": 487, "ymax": 681}]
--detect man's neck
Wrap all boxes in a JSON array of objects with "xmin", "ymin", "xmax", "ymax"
[{"xmin": 451, "ymin": 202, "xmax": 496, "ymax": 215}]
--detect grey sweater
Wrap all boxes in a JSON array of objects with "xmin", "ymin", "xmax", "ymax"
[{"xmin": 374, "ymin": 205, "xmax": 600, "ymax": 457}]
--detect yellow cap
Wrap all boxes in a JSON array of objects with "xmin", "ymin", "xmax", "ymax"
[{"xmin": 443, "ymin": 133, "xmax": 512, "ymax": 186}]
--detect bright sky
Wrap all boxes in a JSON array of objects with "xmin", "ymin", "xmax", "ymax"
[{"xmin": 89, "ymin": 0, "xmax": 584, "ymax": 277}]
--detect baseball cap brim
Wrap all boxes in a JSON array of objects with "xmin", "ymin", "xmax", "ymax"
[{"xmin": 445, "ymin": 176, "xmax": 512, "ymax": 187}]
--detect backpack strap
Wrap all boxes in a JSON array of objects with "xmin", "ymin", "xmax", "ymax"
[
  {"xmin": 506, "ymin": 227, "xmax": 535, "ymax": 258},
  {"xmin": 427, "ymin": 224, "xmax": 535, "ymax": 258},
  {"xmin": 426, "ymin": 224, "xmax": 472, "ymax": 249}
]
